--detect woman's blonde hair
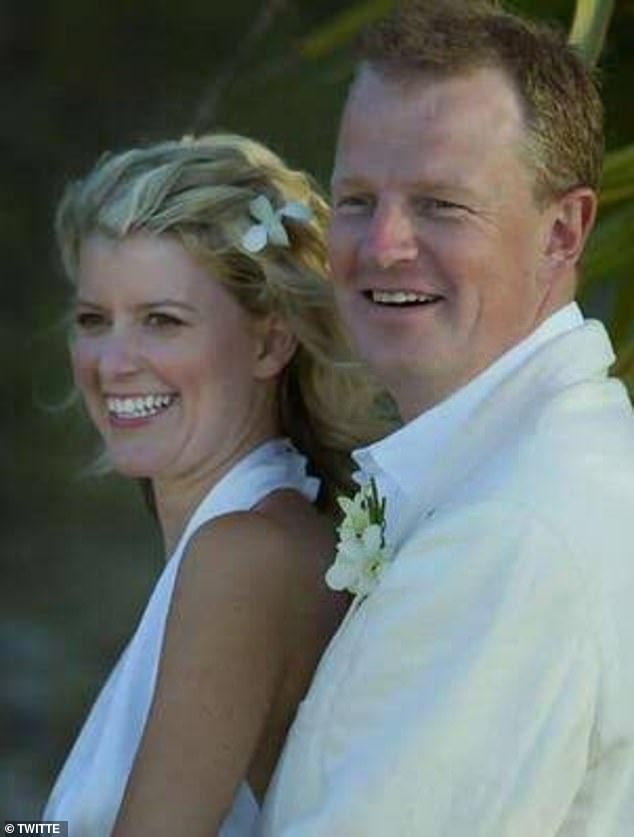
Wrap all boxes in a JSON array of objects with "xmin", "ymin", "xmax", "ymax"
[{"xmin": 56, "ymin": 133, "xmax": 395, "ymax": 511}]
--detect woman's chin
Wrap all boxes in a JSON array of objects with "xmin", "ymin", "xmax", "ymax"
[{"xmin": 108, "ymin": 456, "xmax": 159, "ymax": 481}]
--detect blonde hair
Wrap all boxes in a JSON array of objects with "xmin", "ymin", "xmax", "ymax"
[{"xmin": 56, "ymin": 133, "xmax": 394, "ymax": 510}]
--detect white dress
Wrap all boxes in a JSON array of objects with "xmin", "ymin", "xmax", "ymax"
[{"xmin": 44, "ymin": 439, "xmax": 320, "ymax": 837}]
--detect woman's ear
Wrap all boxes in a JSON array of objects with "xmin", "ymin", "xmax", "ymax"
[{"xmin": 252, "ymin": 315, "xmax": 298, "ymax": 380}]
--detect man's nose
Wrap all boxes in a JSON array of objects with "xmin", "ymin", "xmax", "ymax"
[{"xmin": 362, "ymin": 202, "xmax": 418, "ymax": 269}]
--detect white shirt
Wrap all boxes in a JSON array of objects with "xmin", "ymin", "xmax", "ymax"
[
  {"xmin": 262, "ymin": 308, "xmax": 634, "ymax": 835},
  {"xmin": 353, "ymin": 302, "xmax": 584, "ymax": 539}
]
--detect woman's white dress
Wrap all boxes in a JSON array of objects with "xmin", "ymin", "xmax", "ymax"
[{"xmin": 43, "ymin": 439, "xmax": 319, "ymax": 836}]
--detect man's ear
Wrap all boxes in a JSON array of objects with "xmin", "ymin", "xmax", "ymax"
[
  {"xmin": 252, "ymin": 315, "xmax": 298, "ymax": 380},
  {"xmin": 542, "ymin": 186, "xmax": 597, "ymax": 275}
]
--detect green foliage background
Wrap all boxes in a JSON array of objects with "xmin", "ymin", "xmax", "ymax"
[{"xmin": 2, "ymin": 0, "xmax": 632, "ymax": 817}]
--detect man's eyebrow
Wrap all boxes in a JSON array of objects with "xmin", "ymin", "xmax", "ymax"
[
  {"xmin": 410, "ymin": 179, "xmax": 479, "ymax": 198},
  {"xmin": 330, "ymin": 174, "xmax": 371, "ymax": 191},
  {"xmin": 331, "ymin": 174, "xmax": 478, "ymax": 201}
]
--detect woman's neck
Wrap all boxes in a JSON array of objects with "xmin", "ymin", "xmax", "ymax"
[{"xmin": 152, "ymin": 427, "xmax": 280, "ymax": 558}]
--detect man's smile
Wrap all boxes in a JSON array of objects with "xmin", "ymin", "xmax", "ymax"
[{"xmin": 365, "ymin": 289, "xmax": 443, "ymax": 306}]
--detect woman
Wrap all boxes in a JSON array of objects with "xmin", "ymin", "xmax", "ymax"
[{"xmin": 43, "ymin": 134, "xmax": 390, "ymax": 835}]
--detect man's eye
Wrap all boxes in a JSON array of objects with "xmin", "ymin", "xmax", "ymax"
[
  {"xmin": 335, "ymin": 195, "xmax": 372, "ymax": 213},
  {"xmin": 414, "ymin": 197, "xmax": 465, "ymax": 215}
]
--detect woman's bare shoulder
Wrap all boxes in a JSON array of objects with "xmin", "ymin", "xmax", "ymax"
[
  {"xmin": 256, "ymin": 489, "xmax": 336, "ymax": 560},
  {"xmin": 180, "ymin": 498, "xmax": 322, "ymax": 588}
]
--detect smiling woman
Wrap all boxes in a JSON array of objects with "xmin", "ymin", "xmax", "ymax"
[
  {"xmin": 71, "ymin": 234, "xmax": 278, "ymax": 505},
  {"xmin": 43, "ymin": 134, "xmax": 392, "ymax": 836}
]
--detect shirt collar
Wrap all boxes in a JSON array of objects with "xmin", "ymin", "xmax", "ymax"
[{"xmin": 354, "ymin": 302, "xmax": 585, "ymax": 499}]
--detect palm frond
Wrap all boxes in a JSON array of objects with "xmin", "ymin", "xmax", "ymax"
[
  {"xmin": 298, "ymin": 0, "xmax": 396, "ymax": 60},
  {"xmin": 569, "ymin": 0, "xmax": 616, "ymax": 65}
]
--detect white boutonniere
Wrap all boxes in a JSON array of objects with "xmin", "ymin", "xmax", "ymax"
[{"xmin": 325, "ymin": 478, "xmax": 392, "ymax": 598}]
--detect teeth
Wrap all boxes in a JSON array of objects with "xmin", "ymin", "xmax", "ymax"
[
  {"xmin": 106, "ymin": 394, "xmax": 176, "ymax": 419},
  {"xmin": 371, "ymin": 290, "xmax": 438, "ymax": 305}
]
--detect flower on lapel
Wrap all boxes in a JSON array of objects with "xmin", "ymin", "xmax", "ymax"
[
  {"xmin": 325, "ymin": 478, "xmax": 391, "ymax": 598},
  {"xmin": 241, "ymin": 194, "xmax": 313, "ymax": 253}
]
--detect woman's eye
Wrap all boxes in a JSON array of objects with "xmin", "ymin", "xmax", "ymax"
[
  {"xmin": 146, "ymin": 312, "xmax": 183, "ymax": 328},
  {"xmin": 74, "ymin": 311, "xmax": 106, "ymax": 331}
]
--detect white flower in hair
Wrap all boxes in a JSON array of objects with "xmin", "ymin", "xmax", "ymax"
[{"xmin": 241, "ymin": 194, "xmax": 313, "ymax": 253}]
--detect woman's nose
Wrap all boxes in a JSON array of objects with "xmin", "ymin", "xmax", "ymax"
[{"xmin": 97, "ymin": 329, "xmax": 141, "ymax": 380}]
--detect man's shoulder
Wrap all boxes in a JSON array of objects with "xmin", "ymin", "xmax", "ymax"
[{"xmin": 462, "ymin": 368, "xmax": 634, "ymax": 504}]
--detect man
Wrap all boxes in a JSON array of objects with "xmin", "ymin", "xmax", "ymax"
[{"xmin": 262, "ymin": 1, "xmax": 634, "ymax": 834}]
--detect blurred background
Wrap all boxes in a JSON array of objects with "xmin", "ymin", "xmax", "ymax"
[{"xmin": 3, "ymin": 0, "xmax": 633, "ymax": 818}]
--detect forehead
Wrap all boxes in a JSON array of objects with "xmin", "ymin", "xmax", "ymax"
[
  {"xmin": 332, "ymin": 66, "xmax": 527, "ymax": 187},
  {"xmin": 77, "ymin": 233, "xmax": 220, "ymax": 302}
]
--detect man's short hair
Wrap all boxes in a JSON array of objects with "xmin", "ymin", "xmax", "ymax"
[{"xmin": 355, "ymin": 0, "xmax": 603, "ymax": 205}]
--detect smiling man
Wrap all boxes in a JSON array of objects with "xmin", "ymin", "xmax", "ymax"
[
  {"xmin": 262, "ymin": 1, "xmax": 634, "ymax": 834},
  {"xmin": 329, "ymin": 62, "xmax": 579, "ymax": 419}
]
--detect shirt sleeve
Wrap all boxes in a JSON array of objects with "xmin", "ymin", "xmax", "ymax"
[{"xmin": 263, "ymin": 499, "xmax": 599, "ymax": 836}]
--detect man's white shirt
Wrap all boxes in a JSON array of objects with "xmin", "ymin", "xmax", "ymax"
[
  {"xmin": 261, "ymin": 304, "xmax": 634, "ymax": 836},
  {"xmin": 353, "ymin": 302, "xmax": 585, "ymax": 542}
]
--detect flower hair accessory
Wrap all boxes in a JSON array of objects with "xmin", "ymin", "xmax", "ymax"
[
  {"xmin": 325, "ymin": 477, "xmax": 392, "ymax": 599},
  {"xmin": 241, "ymin": 194, "xmax": 313, "ymax": 253}
]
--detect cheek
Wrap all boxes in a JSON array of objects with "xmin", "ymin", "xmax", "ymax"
[
  {"xmin": 69, "ymin": 340, "xmax": 93, "ymax": 391},
  {"xmin": 182, "ymin": 333, "xmax": 255, "ymax": 395},
  {"xmin": 438, "ymin": 229, "xmax": 511, "ymax": 300},
  {"xmin": 328, "ymin": 219, "xmax": 357, "ymax": 279},
  {"xmin": 68, "ymin": 342, "xmax": 107, "ymax": 428}
]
